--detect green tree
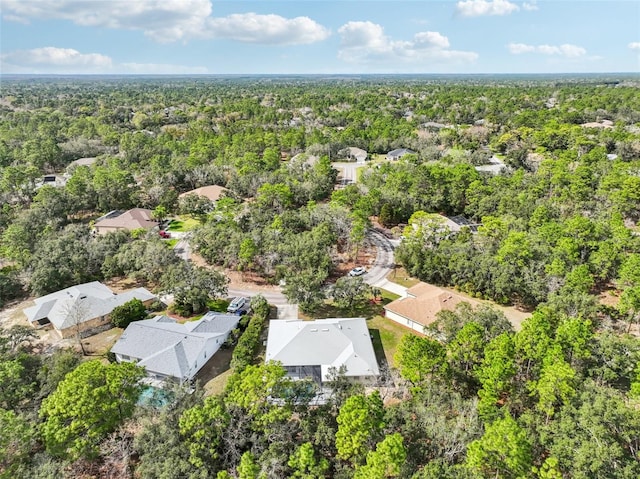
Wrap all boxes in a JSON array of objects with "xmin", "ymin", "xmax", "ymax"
[
  {"xmin": 476, "ymin": 333, "xmax": 516, "ymax": 420},
  {"xmin": 282, "ymin": 269, "xmax": 327, "ymax": 313},
  {"xmin": 110, "ymin": 297, "xmax": 147, "ymax": 328},
  {"xmin": 0, "ymin": 408, "xmax": 35, "ymax": 477},
  {"xmin": 335, "ymin": 392, "xmax": 385, "ymax": 464},
  {"xmin": 288, "ymin": 442, "xmax": 330, "ymax": 479},
  {"xmin": 395, "ymin": 335, "xmax": 449, "ymax": 386},
  {"xmin": 36, "ymin": 348, "xmax": 81, "ymax": 399},
  {"xmin": 532, "ymin": 347, "xmax": 576, "ymax": 418},
  {"xmin": 179, "ymin": 396, "xmax": 229, "ymax": 468},
  {"xmin": 161, "ymin": 263, "xmax": 228, "ymax": 316},
  {"xmin": 332, "ymin": 276, "xmax": 371, "ymax": 313},
  {"xmin": 237, "ymin": 451, "xmax": 264, "ymax": 479},
  {"xmin": 354, "ymin": 433, "xmax": 407, "ymax": 479},
  {"xmin": 466, "ymin": 413, "xmax": 532, "ymax": 479},
  {"xmin": 39, "ymin": 360, "xmax": 144, "ymax": 459},
  {"xmin": 0, "ymin": 359, "xmax": 36, "ymax": 411}
]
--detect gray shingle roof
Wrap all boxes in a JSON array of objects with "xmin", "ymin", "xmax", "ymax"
[
  {"xmin": 23, "ymin": 281, "xmax": 155, "ymax": 331},
  {"xmin": 265, "ymin": 318, "xmax": 380, "ymax": 381},
  {"xmin": 111, "ymin": 313, "xmax": 241, "ymax": 381}
]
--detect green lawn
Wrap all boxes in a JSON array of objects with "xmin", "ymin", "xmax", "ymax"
[
  {"xmin": 207, "ymin": 298, "xmax": 230, "ymax": 312},
  {"xmin": 203, "ymin": 367, "xmax": 233, "ymax": 397},
  {"xmin": 167, "ymin": 216, "xmax": 200, "ymax": 232},
  {"xmin": 367, "ymin": 315, "xmax": 409, "ymax": 368},
  {"xmin": 165, "ymin": 238, "xmax": 179, "ymax": 248},
  {"xmin": 386, "ymin": 267, "xmax": 420, "ymax": 288}
]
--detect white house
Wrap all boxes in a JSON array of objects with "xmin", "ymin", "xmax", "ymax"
[
  {"xmin": 111, "ymin": 312, "xmax": 241, "ymax": 383},
  {"xmin": 265, "ymin": 317, "xmax": 380, "ymax": 385},
  {"xmin": 24, "ymin": 281, "xmax": 156, "ymax": 338},
  {"xmin": 386, "ymin": 148, "xmax": 415, "ymax": 161}
]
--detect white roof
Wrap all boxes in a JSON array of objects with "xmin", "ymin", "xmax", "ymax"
[
  {"xmin": 265, "ymin": 318, "xmax": 379, "ymax": 380},
  {"xmin": 111, "ymin": 312, "xmax": 240, "ymax": 381},
  {"xmin": 24, "ymin": 281, "xmax": 156, "ymax": 330}
]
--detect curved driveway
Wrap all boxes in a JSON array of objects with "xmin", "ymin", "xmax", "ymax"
[{"xmin": 362, "ymin": 230, "xmax": 406, "ymax": 297}]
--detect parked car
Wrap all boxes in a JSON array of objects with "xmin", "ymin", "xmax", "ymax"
[
  {"xmin": 348, "ymin": 266, "xmax": 366, "ymax": 277},
  {"xmin": 158, "ymin": 230, "xmax": 171, "ymax": 238},
  {"xmin": 227, "ymin": 297, "xmax": 249, "ymax": 314}
]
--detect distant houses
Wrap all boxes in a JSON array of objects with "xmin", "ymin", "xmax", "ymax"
[
  {"xmin": 474, "ymin": 156, "xmax": 507, "ymax": 175},
  {"xmin": 265, "ymin": 317, "xmax": 380, "ymax": 386},
  {"xmin": 178, "ymin": 185, "xmax": 228, "ymax": 204},
  {"xmin": 111, "ymin": 312, "xmax": 241, "ymax": 383},
  {"xmin": 93, "ymin": 208, "xmax": 158, "ymax": 235},
  {"xmin": 344, "ymin": 147, "xmax": 368, "ymax": 163},
  {"xmin": 386, "ymin": 148, "xmax": 415, "ymax": 161},
  {"xmin": 24, "ymin": 281, "xmax": 156, "ymax": 339}
]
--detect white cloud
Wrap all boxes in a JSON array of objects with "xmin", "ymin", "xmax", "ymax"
[
  {"xmin": 414, "ymin": 31, "xmax": 450, "ymax": 49},
  {"xmin": 629, "ymin": 42, "xmax": 640, "ymax": 51},
  {"xmin": 0, "ymin": 47, "xmax": 113, "ymax": 73},
  {"xmin": 508, "ymin": 42, "xmax": 587, "ymax": 58},
  {"xmin": 0, "ymin": 46, "xmax": 207, "ymax": 74},
  {"xmin": 456, "ymin": 0, "xmax": 520, "ymax": 17},
  {"xmin": 1, "ymin": 0, "xmax": 212, "ymax": 42},
  {"xmin": 337, "ymin": 21, "xmax": 477, "ymax": 68},
  {"xmin": 0, "ymin": 0, "xmax": 330, "ymax": 45},
  {"xmin": 208, "ymin": 13, "xmax": 330, "ymax": 45},
  {"xmin": 507, "ymin": 43, "xmax": 535, "ymax": 54},
  {"xmin": 522, "ymin": 1, "xmax": 539, "ymax": 11}
]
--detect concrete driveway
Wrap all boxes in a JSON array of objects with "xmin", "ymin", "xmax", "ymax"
[{"xmin": 362, "ymin": 230, "xmax": 407, "ymax": 297}]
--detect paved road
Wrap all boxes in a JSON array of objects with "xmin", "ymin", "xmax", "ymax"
[
  {"xmin": 332, "ymin": 161, "xmax": 367, "ymax": 185},
  {"xmin": 173, "ymin": 228, "xmax": 403, "ymax": 318},
  {"xmin": 362, "ymin": 230, "xmax": 407, "ymax": 297},
  {"xmin": 173, "ymin": 238, "xmax": 191, "ymax": 261}
]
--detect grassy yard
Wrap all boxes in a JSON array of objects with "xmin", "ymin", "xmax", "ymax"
[
  {"xmin": 167, "ymin": 216, "xmax": 200, "ymax": 232},
  {"xmin": 208, "ymin": 298, "xmax": 230, "ymax": 312},
  {"xmin": 203, "ymin": 369, "xmax": 234, "ymax": 397},
  {"xmin": 386, "ymin": 266, "xmax": 420, "ymax": 288},
  {"xmin": 367, "ymin": 315, "xmax": 409, "ymax": 368}
]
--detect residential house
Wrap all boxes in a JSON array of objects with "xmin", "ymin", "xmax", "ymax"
[
  {"xmin": 24, "ymin": 281, "xmax": 156, "ymax": 339},
  {"xmin": 68, "ymin": 157, "xmax": 97, "ymax": 169},
  {"xmin": 178, "ymin": 185, "xmax": 228, "ymax": 204},
  {"xmin": 111, "ymin": 312, "xmax": 241, "ymax": 383},
  {"xmin": 93, "ymin": 208, "xmax": 158, "ymax": 235},
  {"xmin": 474, "ymin": 156, "xmax": 507, "ymax": 175},
  {"xmin": 447, "ymin": 215, "xmax": 481, "ymax": 234},
  {"xmin": 36, "ymin": 174, "xmax": 67, "ymax": 189},
  {"xmin": 383, "ymin": 282, "xmax": 479, "ymax": 334},
  {"xmin": 345, "ymin": 147, "xmax": 368, "ymax": 163},
  {"xmin": 386, "ymin": 148, "xmax": 415, "ymax": 161},
  {"xmin": 265, "ymin": 317, "xmax": 380, "ymax": 386}
]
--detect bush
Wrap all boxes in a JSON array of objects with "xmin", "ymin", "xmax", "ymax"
[
  {"xmin": 110, "ymin": 298, "xmax": 147, "ymax": 328},
  {"xmin": 147, "ymin": 299, "xmax": 165, "ymax": 312},
  {"xmin": 230, "ymin": 295, "xmax": 269, "ymax": 372}
]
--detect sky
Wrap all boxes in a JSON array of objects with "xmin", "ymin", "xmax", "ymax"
[{"xmin": 0, "ymin": 0, "xmax": 638, "ymax": 75}]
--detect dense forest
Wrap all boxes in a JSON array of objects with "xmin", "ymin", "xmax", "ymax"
[{"xmin": 1, "ymin": 75, "xmax": 639, "ymax": 478}]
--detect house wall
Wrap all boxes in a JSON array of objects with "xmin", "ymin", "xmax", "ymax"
[
  {"xmin": 187, "ymin": 337, "xmax": 225, "ymax": 381},
  {"xmin": 94, "ymin": 226, "xmax": 125, "ymax": 235},
  {"xmin": 58, "ymin": 314, "xmax": 111, "ymax": 339},
  {"xmin": 58, "ymin": 297, "xmax": 155, "ymax": 339},
  {"xmin": 384, "ymin": 310, "xmax": 426, "ymax": 334}
]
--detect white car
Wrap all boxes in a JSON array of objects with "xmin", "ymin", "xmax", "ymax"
[
  {"xmin": 227, "ymin": 297, "xmax": 249, "ymax": 314},
  {"xmin": 348, "ymin": 267, "xmax": 366, "ymax": 277}
]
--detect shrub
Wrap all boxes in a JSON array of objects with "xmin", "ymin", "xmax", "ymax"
[{"xmin": 110, "ymin": 298, "xmax": 147, "ymax": 328}]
